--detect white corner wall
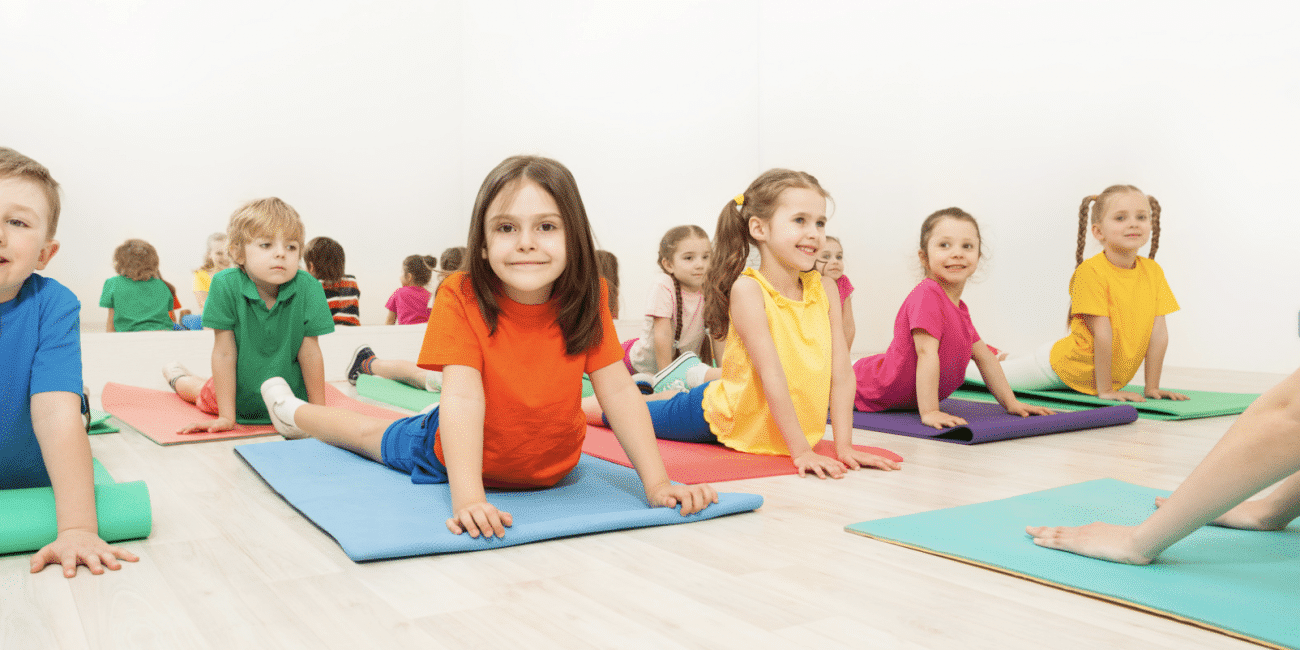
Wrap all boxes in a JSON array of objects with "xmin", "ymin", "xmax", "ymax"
[{"xmin": 2, "ymin": 0, "xmax": 1296, "ymax": 373}]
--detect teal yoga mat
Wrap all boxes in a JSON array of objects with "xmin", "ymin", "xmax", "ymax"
[
  {"xmin": 953, "ymin": 383, "xmax": 1259, "ymax": 421},
  {"xmin": 846, "ymin": 479, "xmax": 1300, "ymax": 649},
  {"xmin": 356, "ymin": 374, "xmax": 596, "ymax": 413},
  {"xmin": 0, "ymin": 459, "xmax": 151, "ymax": 556}
]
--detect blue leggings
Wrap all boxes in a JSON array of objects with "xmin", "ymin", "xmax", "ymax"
[{"xmin": 607, "ymin": 382, "xmax": 717, "ymax": 443}]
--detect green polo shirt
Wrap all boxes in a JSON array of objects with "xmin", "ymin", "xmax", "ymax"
[
  {"xmin": 99, "ymin": 276, "xmax": 174, "ymax": 331},
  {"xmin": 202, "ymin": 267, "xmax": 334, "ymax": 423}
]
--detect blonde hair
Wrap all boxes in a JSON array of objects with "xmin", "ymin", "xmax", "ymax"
[
  {"xmin": 198, "ymin": 232, "xmax": 227, "ymax": 272},
  {"xmin": 113, "ymin": 239, "xmax": 161, "ymax": 281},
  {"xmin": 226, "ymin": 198, "xmax": 305, "ymax": 265},
  {"xmin": 704, "ymin": 169, "xmax": 829, "ymax": 336},
  {"xmin": 0, "ymin": 147, "xmax": 61, "ymax": 237},
  {"xmin": 1076, "ymin": 185, "xmax": 1161, "ymax": 266}
]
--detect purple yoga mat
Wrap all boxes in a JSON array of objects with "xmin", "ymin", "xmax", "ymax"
[{"xmin": 847, "ymin": 398, "xmax": 1138, "ymax": 444}]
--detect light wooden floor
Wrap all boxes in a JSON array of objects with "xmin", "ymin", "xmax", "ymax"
[{"xmin": 2, "ymin": 325, "xmax": 1284, "ymax": 649}]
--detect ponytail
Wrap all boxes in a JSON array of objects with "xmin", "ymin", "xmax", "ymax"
[
  {"xmin": 1147, "ymin": 195, "xmax": 1161, "ymax": 260},
  {"xmin": 703, "ymin": 197, "xmax": 750, "ymax": 336},
  {"xmin": 1076, "ymin": 195, "xmax": 1095, "ymax": 267}
]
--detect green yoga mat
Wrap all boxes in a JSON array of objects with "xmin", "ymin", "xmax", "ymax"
[
  {"xmin": 953, "ymin": 383, "xmax": 1259, "ymax": 421},
  {"xmin": 356, "ymin": 374, "xmax": 596, "ymax": 413},
  {"xmin": 847, "ymin": 479, "xmax": 1300, "ymax": 649},
  {"xmin": 88, "ymin": 409, "xmax": 120, "ymax": 435},
  {"xmin": 0, "ymin": 459, "xmax": 151, "ymax": 556}
]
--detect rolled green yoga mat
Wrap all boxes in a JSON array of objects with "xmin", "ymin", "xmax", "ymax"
[
  {"xmin": 0, "ymin": 460, "xmax": 151, "ymax": 556},
  {"xmin": 952, "ymin": 383, "xmax": 1259, "ymax": 421}
]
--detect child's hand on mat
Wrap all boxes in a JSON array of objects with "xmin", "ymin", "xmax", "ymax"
[
  {"xmin": 447, "ymin": 501, "xmax": 512, "ymax": 538},
  {"xmin": 644, "ymin": 481, "xmax": 718, "ymax": 516},
  {"xmin": 31, "ymin": 528, "xmax": 139, "ymax": 578},
  {"xmin": 791, "ymin": 450, "xmax": 847, "ymax": 479},
  {"xmin": 178, "ymin": 416, "xmax": 235, "ymax": 434},
  {"xmin": 920, "ymin": 410, "xmax": 967, "ymax": 430},
  {"xmin": 1025, "ymin": 522, "xmax": 1153, "ymax": 565},
  {"xmin": 837, "ymin": 448, "xmax": 902, "ymax": 471},
  {"xmin": 1145, "ymin": 388, "xmax": 1188, "ymax": 401},
  {"xmin": 1006, "ymin": 401, "xmax": 1055, "ymax": 418},
  {"xmin": 1097, "ymin": 390, "xmax": 1145, "ymax": 403}
]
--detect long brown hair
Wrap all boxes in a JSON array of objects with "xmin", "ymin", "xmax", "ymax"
[
  {"xmin": 595, "ymin": 250, "xmax": 619, "ymax": 319},
  {"xmin": 1076, "ymin": 184, "xmax": 1161, "ymax": 266},
  {"xmin": 703, "ymin": 169, "xmax": 828, "ymax": 337},
  {"xmin": 464, "ymin": 156, "xmax": 603, "ymax": 355}
]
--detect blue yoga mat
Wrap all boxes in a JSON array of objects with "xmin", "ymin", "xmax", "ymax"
[
  {"xmin": 846, "ymin": 479, "xmax": 1300, "ymax": 649},
  {"xmin": 235, "ymin": 438, "xmax": 764, "ymax": 561}
]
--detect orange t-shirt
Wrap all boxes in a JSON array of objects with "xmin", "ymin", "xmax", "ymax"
[{"xmin": 417, "ymin": 273, "xmax": 623, "ymax": 488}]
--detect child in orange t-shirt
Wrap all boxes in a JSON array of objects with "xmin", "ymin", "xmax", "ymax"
[{"xmin": 258, "ymin": 155, "xmax": 717, "ymax": 538}]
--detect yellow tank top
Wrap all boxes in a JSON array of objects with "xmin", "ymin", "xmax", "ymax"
[{"xmin": 702, "ymin": 268, "xmax": 832, "ymax": 455}]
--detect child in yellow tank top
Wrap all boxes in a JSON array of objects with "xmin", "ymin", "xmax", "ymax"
[{"xmin": 584, "ymin": 170, "xmax": 901, "ymax": 478}]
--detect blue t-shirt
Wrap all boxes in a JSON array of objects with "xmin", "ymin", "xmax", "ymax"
[{"xmin": 0, "ymin": 274, "xmax": 83, "ymax": 489}]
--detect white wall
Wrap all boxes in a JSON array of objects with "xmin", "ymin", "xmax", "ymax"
[{"xmin": 3, "ymin": 0, "xmax": 1296, "ymax": 373}]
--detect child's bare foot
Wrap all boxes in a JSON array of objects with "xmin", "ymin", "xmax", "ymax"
[
  {"xmin": 1154, "ymin": 496, "xmax": 1289, "ymax": 531},
  {"xmin": 1025, "ymin": 522, "xmax": 1155, "ymax": 565}
]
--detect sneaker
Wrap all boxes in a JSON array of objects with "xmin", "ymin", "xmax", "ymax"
[
  {"xmin": 345, "ymin": 345, "xmax": 375, "ymax": 385},
  {"xmin": 630, "ymin": 373, "xmax": 655, "ymax": 395},
  {"xmin": 652, "ymin": 352, "xmax": 701, "ymax": 393},
  {"xmin": 162, "ymin": 362, "xmax": 191, "ymax": 390},
  {"xmin": 684, "ymin": 362, "xmax": 711, "ymax": 389},
  {"xmin": 260, "ymin": 377, "xmax": 306, "ymax": 439},
  {"xmin": 423, "ymin": 371, "xmax": 443, "ymax": 393}
]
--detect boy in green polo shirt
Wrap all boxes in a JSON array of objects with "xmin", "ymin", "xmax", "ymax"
[{"xmin": 162, "ymin": 198, "xmax": 334, "ymax": 432}]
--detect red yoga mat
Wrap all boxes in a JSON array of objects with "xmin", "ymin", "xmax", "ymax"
[
  {"xmin": 101, "ymin": 382, "xmax": 404, "ymax": 446},
  {"xmin": 580, "ymin": 425, "xmax": 903, "ymax": 484}
]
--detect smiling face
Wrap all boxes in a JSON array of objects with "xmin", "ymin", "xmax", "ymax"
[
  {"xmin": 661, "ymin": 235, "xmax": 710, "ymax": 291},
  {"xmin": 482, "ymin": 178, "xmax": 567, "ymax": 305},
  {"xmin": 239, "ymin": 234, "xmax": 301, "ymax": 298},
  {"xmin": 0, "ymin": 176, "xmax": 59, "ymax": 303},
  {"xmin": 816, "ymin": 238, "xmax": 844, "ymax": 280},
  {"xmin": 753, "ymin": 186, "xmax": 827, "ymax": 275},
  {"xmin": 921, "ymin": 217, "xmax": 980, "ymax": 289},
  {"xmin": 1092, "ymin": 190, "xmax": 1151, "ymax": 258}
]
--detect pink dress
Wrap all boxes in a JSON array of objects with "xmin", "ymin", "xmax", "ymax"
[{"xmin": 853, "ymin": 278, "xmax": 980, "ymax": 411}]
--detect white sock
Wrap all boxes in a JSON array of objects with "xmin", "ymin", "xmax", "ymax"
[
  {"xmin": 685, "ymin": 363, "xmax": 710, "ymax": 389},
  {"xmin": 424, "ymin": 371, "xmax": 443, "ymax": 392},
  {"xmin": 272, "ymin": 394, "xmax": 307, "ymax": 428}
]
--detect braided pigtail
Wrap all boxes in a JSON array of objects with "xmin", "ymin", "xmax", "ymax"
[
  {"xmin": 672, "ymin": 275, "xmax": 684, "ymax": 357},
  {"xmin": 704, "ymin": 197, "xmax": 749, "ymax": 337},
  {"xmin": 1147, "ymin": 195, "xmax": 1161, "ymax": 260},
  {"xmin": 1076, "ymin": 195, "xmax": 1095, "ymax": 267}
]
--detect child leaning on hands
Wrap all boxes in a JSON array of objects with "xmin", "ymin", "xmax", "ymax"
[
  {"xmin": 0, "ymin": 147, "xmax": 138, "ymax": 576},
  {"xmin": 163, "ymin": 198, "xmax": 334, "ymax": 433}
]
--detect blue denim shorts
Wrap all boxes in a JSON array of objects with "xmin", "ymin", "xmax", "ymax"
[
  {"xmin": 380, "ymin": 407, "xmax": 449, "ymax": 484},
  {"xmin": 639, "ymin": 382, "xmax": 717, "ymax": 443}
]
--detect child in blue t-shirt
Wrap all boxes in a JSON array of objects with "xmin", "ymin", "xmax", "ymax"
[
  {"xmin": 0, "ymin": 147, "xmax": 138, "ymax": 577},
  {"xmin": 162, "ymin": 197, "xmax": 335, "ymax": 432}
]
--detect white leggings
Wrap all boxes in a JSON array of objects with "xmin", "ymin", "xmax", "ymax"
[{"xmin": 964, "ymin": 341, "xmax": 1067, "ymax": 391}]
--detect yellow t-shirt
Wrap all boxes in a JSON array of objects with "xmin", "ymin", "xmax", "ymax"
[
  {"xmin": 1049, "ymin": 253, "xmax": 1178, "ymax": 394},
  {"xmin": 702, "ymin": 268, "xmax": 832, "ymax": 455},
  {"xmin": 193, "ymin": 269, "xmax": 213, "ymax": 293}
]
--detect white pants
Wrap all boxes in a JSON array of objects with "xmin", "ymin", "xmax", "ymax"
[{"xmin": 965, "ymin": 341, "xmax": 1066, "ymax": 391}]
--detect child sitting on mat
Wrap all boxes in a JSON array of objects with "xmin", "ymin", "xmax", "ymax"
[
  {"xmin": 0, "ymin": 147, "xmax": 138, "ymax": 576},
  {"xmin": 385, "ymin": 254, "xmax": 436, "ymax": 325},
  {"xmin": 100, "ymin": 239, "xmax": 188, "ymax": 332},
  {"xmin": 584, "ymin": 169, "xmax": 901, "ymax": 478},
  {"xmin": 970, "ymin": 184, "xmax": 1186, "ymax": 403},
  {"xmin": 815, "ymin": 235, "xmax": 855, "ymax": 352},
  {"xmin": 260, "ymin": 155, "xmax": 716, "ymax": 538},
  {"xmin": 305, "ymin": 236, "xmax": 360, "ymax": 326},
  {"xmin": 1029, "ymin": 366, "xmax": 1300, "ymax": 564},
  {"xmin": 163, "ymin": 198, "xmax": 334, "ymax": 433},
  {"xmin": 622, "ymin": 225, "xmax": 720, "ymax": 392},
  {"xmin": 853, "ymin": 209, "xmax": 1053, "ymax": 429}
]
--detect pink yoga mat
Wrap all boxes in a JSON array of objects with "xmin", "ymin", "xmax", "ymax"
[
  {"xmin": 580, "ymin": 426, "xmax": 903, "ymax": 484},
  {"xmin": 101, "ymin": 382, "xmax": 404, "ymax": 446}
]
